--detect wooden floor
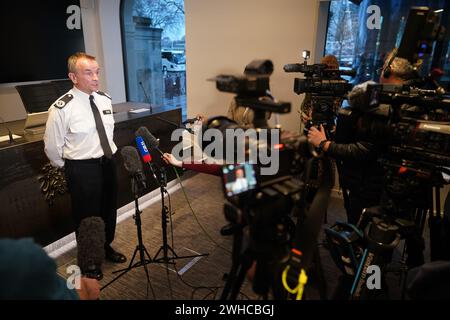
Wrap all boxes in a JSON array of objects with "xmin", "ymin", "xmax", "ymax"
[{"xmin": 55, "ymin": 172, "xmax": 430, "ymax": 300}]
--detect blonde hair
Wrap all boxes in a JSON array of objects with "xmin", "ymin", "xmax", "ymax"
[{"xmin": 67, "ymin": 52, "xmax": 96, "ymax": 73}]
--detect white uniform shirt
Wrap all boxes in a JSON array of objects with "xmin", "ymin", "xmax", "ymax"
[{"xmin": 44, "ymin": 86, "xmax": 117, "ymax": 167}]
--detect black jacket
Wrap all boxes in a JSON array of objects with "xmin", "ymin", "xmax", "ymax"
[{"xmin": 327, "ymin": 107, "xmax": 385, "ymax": 199}]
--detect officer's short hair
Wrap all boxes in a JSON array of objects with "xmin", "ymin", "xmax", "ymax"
[{"xmin": 68, "ymin": 52, "xmax": 97, "ymax": 73}]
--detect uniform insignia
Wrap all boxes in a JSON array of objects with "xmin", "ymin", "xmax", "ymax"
[
  {"xmin": 103, "ymin": 109, "xmax": 112, "ymax": 115},
  {"xmin": 54, "ymin": 94, "xmax": 73, "ymax": 109},
  {"xmin": 97, "ymin": 91, "xmax": 112, "ymax": 100}
]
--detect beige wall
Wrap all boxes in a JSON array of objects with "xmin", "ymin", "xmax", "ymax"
[
  {"xmin": 185, "ymin": 0, "xmax": 320, "ymax": 132},
  {"xmin": 0, "ymin": 86, "xmax": 27, "ymax": 122}
]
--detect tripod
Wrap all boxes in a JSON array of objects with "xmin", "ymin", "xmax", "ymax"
[
  {"xmin": 151, "ymin": 166, "xmax": 208, "ymax": 265},
  {"xmin": 346, "ymin": 162, "xmax": 447, "ymax": 300},
  {"xmin": 101, "ymin": 174, "xmax": 153, "ymax": 291},
  {"xmin": 220, "ymin": 189, "xmax": 299, "ymax": 300}
]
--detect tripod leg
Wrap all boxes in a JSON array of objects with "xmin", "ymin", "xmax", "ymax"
[
  {"xmin": 220, "ymin": 227, "xmax": 245, "ymax": 300},
  {"xmin": 143, "ymin": 246, "xmax": 153, "ymax": 262},
  {"xmin": 313, "ymin": 247, "xmax": 328, "ymax": 300},
  {"xmin": 113, "ymin": 246, "xmax": 139, "ymax": 274},
  {"xmin": 152, "ymin": 246, "xmax": 164, "ymax": 262},
  {"xmin": 229, "ymin": 255, "xmax": 254, "ymax": 300},
  {"xmin": 102, "ymin": 246, "xmax": 140, "ymax": 290}
]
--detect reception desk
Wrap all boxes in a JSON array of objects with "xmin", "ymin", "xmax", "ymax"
[{"xmin": 0, "ymin": 103, "xmax": 182, "ymax": 247}]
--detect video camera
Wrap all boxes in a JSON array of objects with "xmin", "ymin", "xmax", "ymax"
[
  {"xmin": 284, "ymin": 50, "xmax": 355, "ymax": 96},
  {"xmin": 201, "ymin": 60, "xmax": 331, "ymax": 299},
  {"xmin": 213, "ymin": 59, "xmax": 291, "ymax": 118},
  {"xmin": 203, "ymin": 60, "xmax": 308, "ymax": 180},
  {"xmin": 356, "ymin": 83, "xmax": 450, "ymax": 166},
  {"xmin": 325, "ymin": 83, "xmax": 450, "ymax": 299},
  {"xmin": 284, "ymin": 50, "xmax": 355, "ymax": 137},
  {"xmin": 396, "ymin": 6, "xmax": 446, "ymax": 64}
]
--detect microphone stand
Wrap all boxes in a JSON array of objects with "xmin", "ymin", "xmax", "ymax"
[
  {"xmin": 151, "ymin": 165, "xmax": 209, "ymax": 265},
  {"xmin": 0, "ymin": 116, "xmax": 14, "ymax": 144},
  {"xmin": 101, "ymin": 173, "xmax": 154, "ymax": 292},
  {"xmin": 139, "ymin": 81, "xmax": 153, "ymax": 114},
  {"xmin": 154, "ymin": 116, "xmax": 194, "ymax": 134}
]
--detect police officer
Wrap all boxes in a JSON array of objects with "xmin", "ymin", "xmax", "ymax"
[{"xmin": 44, "ymin": 52, "xmax": 126, "ymax": 279}]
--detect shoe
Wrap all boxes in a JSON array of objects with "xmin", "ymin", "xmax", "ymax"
[
  {"xmin": 105, "ymin": 245, "xmax": 127, "ymax": 263},
  {"xmin": 220, "ymin": 223, "xmax": 234, "ymax": 236},
  {"xmin": 83, "ymin": 265, "xmax": 103, "ymax": 281}
]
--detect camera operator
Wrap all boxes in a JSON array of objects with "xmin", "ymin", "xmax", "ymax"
[
  {"xmin": 308, "ymin": 49, "xmax": 427, "ymax": 267},
  {"xmin": 307, "ymin": 81, "xmax": 384, "ymax": 225},
  {"xmin": 308, "ymin": 49, "xmax": 425, "ymax": 224}
]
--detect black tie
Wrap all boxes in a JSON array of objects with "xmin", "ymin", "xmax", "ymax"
[{"xmin": 89, "ymin": 95, "xmax": 113, "ymax": 159}]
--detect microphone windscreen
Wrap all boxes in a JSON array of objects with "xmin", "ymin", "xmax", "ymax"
[
  {"xmin": 121, "ymin": 146, "xmax": 143, "ymax": 174},
  {"xmin": 77, "ymin": 217, "xmax": 105, "ymax": 271},
  {"xmin": 136, "ymin": 126, "xmax": 159, "ymax": 149}
]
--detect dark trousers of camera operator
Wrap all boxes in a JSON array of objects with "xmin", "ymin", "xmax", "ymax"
[
  {"xmin": 64, "ymin": 155, "xmax": 118, "ymax": 247},
  {"xmin": 343, "ymin": 189, "xmax": 380, "ymax": 226}
]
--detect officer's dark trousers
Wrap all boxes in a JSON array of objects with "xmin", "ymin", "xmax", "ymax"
[{"xmin": 65, "ymin": 156, "xmax": 118, "ymax": 246}]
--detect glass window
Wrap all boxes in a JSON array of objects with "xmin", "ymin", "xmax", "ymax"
[
  {"xmin": 325, "ymin": 0, "xmax": 449, "ymax": 88},
  {"xmin": 121, "ymin": 0, "xmax": 186, "ymax": 119}
]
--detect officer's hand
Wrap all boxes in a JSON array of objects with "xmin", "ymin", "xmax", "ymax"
[{"xmin": 307, "ymin": 125, "xmax": 327, "ymax": 147}]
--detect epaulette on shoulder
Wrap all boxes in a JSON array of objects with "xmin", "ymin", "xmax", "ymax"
[
  {"xmin": 53, "ymin": 93, "xmax": 74, "ymax": 109},
  {"xmin": 96, "ymin": 91, "xmax": 112, "ymax": 100}
]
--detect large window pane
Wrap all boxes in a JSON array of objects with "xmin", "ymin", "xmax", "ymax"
[
  {"xmin": 122, "ymin": 0, "xmax": 186, "ymax": 118},
  {"xmin": 325, "ymin": 0, "xmax": 449, "ymax": 88}
]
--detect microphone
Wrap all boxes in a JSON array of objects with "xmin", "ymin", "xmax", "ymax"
[
  {"xmin": 0, "ymin": 116, "xmax": 14, "ymax": 144},
  {"xmin": 135, "ymin": 127, "xmax": 164, "ymax": 156},
  {"xmin": 136, "ymin": 136, "xmax": 152, "ymax": 163},
  {"xmin": 155, "ymin": 116, "xmax": 194, "ymax": 134},
  {"xmin": 135, "ymin": 135, "xmax": 158, "ymax": 182},
  {"xmin": 139, "ymin": 81, "xmax": 153, "ymax": 114},
  {"xmin": 121, "ymin": 146, "xmax": 147, "ymax": 190},
  {"xmin": 77, "ymin": 217, "xmax": 105, "ymax": 278}
]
